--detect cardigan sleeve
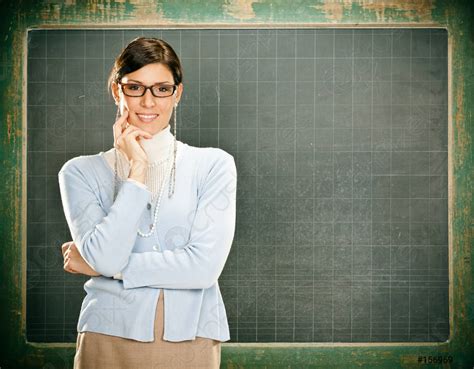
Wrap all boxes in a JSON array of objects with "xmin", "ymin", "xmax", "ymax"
[
  {"xmin": 58, "ymin": 158, "xmax": 152, "ymax": 277},
  {"xmin": 120, "ymin": 152, "xmax": 237, "ymax": 290}
]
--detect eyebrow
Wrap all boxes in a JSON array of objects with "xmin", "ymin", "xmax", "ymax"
[{"xmin": 126, "ymin": 79, "xmax": 173, "ymax": 84}]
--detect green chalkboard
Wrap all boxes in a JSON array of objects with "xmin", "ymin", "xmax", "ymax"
[{"xmin": 26, "ymin": 28, "xmax": 448, "ymax": 343}]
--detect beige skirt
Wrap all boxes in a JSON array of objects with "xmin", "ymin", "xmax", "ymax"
[{"xmin": 73, "ymin": 290, "xmax": 221, "ymax": 369}]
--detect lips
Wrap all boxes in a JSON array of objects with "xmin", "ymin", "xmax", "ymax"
[{"xmin": 136, "ymin": 113, "xmax": 159, "ymax": 123}]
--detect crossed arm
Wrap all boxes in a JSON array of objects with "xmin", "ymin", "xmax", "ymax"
[
  {"xmin": 62, "ymin": 240, "xmax": 100, "ymax": 276},
  {"xmin": 58, "ymin": 153, "xmax": 237, "ymax": 289}
]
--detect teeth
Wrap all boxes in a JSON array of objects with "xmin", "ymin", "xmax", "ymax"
[
  {"xmin": 137, "ymin": 114, "xmax": 158, "ymax": 123},
  {"xmin": 138, "ymin": 114, "xmax": 157, "ymax": 119}
]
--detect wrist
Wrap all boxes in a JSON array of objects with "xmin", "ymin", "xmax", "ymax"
[
  {"xmin": 130, "ymin": 159, "xmax": 147, "ymax": 167},
  {"xmin": 129, "ymin": 160, "xmax": 147, "ymax": 184}
]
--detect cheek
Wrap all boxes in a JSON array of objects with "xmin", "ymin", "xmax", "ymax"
[
  {"xmin": 158, "ymin": 100, "xmax": 174, "ymax": 115},
  {"xmin": 123, "ymin": 98, "xmax": 136, "ymax": 110}
]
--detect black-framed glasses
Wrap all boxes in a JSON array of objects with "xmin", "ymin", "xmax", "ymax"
[{"xmin": 120, "ymin": 83, "xmax": 177, "ymax": 98}]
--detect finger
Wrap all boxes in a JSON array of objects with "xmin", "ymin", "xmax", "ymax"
[
  {"xmin": 113, "ymin": 110, "xmax": 129, "ymax": 144},
  {"xmin": 64, "ymin": 251, "xmax": 74, "ymax": 262},
  {"xmin": 121, "ymin": 125, "xmax": 153, "ymax": 141},
  {"xmin": 113, "ymin": 107, "xmax": 128, "ymax": 127},
  {"xmin": 121, "ymin": 124, "xmax": 153, "ymax": 138},
  {"xmin": 61, "ymin": 241, "xmax": 74, "ymax": 255},
  {"xmin": 64, "ymin": 259, "xmax": 79, "ymax": 274},
  {"xmin": 115, "ymin": 128, "xmax": 152, "ymax": 155},
  {"xmin": 61, "ymin": 243, "xmax": 69, "ymax": 256},
  {"xmin": 66, "ymin": 248, "xmax": 76, "ymax": 259}
]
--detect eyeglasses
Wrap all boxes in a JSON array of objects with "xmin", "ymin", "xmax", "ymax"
[{"xmin": 120, "ymin": 83, "xmax": 177, "ymax": 98}]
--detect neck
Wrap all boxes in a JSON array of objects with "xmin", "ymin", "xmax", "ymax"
[{"xmin": 139, "ymin": 124, "xmax": 174, "ymax": 164}]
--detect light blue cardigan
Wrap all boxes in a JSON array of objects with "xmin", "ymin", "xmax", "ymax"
[{"xmin": 58, "ymin": 140, "xmax": 237, "ymax": 342}]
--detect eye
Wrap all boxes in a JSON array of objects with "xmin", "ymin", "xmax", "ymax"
[
  {"xmin": 127, "ymin": 84, "xmax": 143, "ymax": 91},
  {"xmin": 158, "ymin": 85, "xmax": 173, "ymax": 93}
]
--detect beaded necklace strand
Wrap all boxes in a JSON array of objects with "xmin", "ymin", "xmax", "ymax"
[{"xmin": 112, "ymin": 141, "xmax": 174, "ymax": 238}]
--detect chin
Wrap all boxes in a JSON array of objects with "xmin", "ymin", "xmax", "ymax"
[
  {"xmin": 130, "ymin": 121, "xmax": 161, "ymax": 134},
  {"xmin": 142, "ymin": 126, "xmax": 161, "ymax": 135}
]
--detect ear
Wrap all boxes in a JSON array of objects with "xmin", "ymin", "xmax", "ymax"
[
  {"xmin": 111, "ymin": 82, "xmax": 120, "ymax": 105},
  {"xmin": 175, "ymin": 83, "xmax": 184, "ymax": 105}
]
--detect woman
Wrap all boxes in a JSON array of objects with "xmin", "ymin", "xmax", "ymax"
[{"xmin": 59, "ymin": 37, "xmax": 237, "ymax": 369}]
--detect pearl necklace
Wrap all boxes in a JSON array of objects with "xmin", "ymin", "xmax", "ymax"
[{"xmin": 113, "ymin": 142, "xmax": 174, "ymax": 238}]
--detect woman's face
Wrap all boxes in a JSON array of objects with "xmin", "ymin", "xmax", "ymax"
[{"xmin": 112, "ymin": 62, "xmax": 183, "ymax": 135}]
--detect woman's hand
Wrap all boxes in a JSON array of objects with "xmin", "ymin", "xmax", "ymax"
[
  {"xmin": 113, "ymin": 109, "xmax": 152, "ymax": 184},
  {"xmin": 113, "ymin": 109, "xmax": 153, "ymax": 165},
  {"xmin": 62, "ymin": 241, "xmax": 100, "ymax": 277}
]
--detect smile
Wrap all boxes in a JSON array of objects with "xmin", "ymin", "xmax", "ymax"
[{"xmin": 137, "ymin": 114, "xmax": 158, "ymax": 123}]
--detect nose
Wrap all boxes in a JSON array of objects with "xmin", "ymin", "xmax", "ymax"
[{"xmin": 140, "ymin": 89, "xmax": 156, "ymax": 108}]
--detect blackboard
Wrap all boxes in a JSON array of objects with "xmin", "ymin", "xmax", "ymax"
[{"xmin": 26, "ymin": 28, "xmax": 448, "ymax": 343}]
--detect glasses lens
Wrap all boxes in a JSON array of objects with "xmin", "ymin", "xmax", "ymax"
[
  {"xmin": 123, "ymin": 84, "xmax": 145, "ymax": 96},
  {"xmin": 151, "ymin": 84, "xmax": 175, "ymax": 97}
]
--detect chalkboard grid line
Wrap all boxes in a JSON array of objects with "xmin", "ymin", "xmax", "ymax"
[
  {"xmin": 389, "ymin": 28, "xmax": 393, "ymax": 342},
  {"xmin": 218, "ymin": 30, "xmax": 221, "ymax": 149},
  {"xmin": 408, "ymin": 29, "xmax": 412, "ymax": 341},
  {"xmin": 62, "ymin": 29, "xmax": 67, "ymax": 342},
  {"xmin": 178, "ymin": 30, "xmax": 182, "ymax": 140},
  {"xmin": 236, "ymin": 30, "xmax": 240, "ymax": 343},
  {"xmin": 101, "ymin": 31, "xmax": 106, "ymax": 152},
  {"xmin": 83, "ymin": 32, "xmax": 87, "ymax": 157},
  {"xmin": 27, "ymin": 56, "xmax": 448, "ymax": 61},
  {"xmin": 312, "ymin": 29, "xmax": 317, "ymax": 344},
  {"xmin": 198, "ymin": 31, "xmax": 201, "ymax": 146},
  {"xmin": 256, "ymin": 30, "xmax": 259, "ymax": 342},
  {"xmin": 43, "ymin": 30, "xmax": 49, "ymax": 343},
  {"xmin": 427, "ymin": 28, "xmax": 432, "ymax": 341},
  {"xmin": 273, "ymin": 30, "xmax": 277, "ymax": 343},
  {"xmin": 351, "ymin": 28, "xmax": 354, "ymax": 343},
  {"xmin": 332, "ymin": 29, "xmax": 335, "ymax": 343},
  {"xmin": 370, "ymin": 29, "xmax": 374, "ymax": 342},
  {"xmin": 25, "ymin": 103, "xmax": 449, "ymax": 108},
  {"xmin": 274, "ymin": 29, "xmax": 278, "ymax": 343},
  {"xmin": 293, "ymin": 30, "xmax": 297, "ymax": 343}
]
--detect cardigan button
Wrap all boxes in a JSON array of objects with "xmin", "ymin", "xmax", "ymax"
[{"xmin": 147, "ymin": 203, "xmax": 151, "ymax": 210}]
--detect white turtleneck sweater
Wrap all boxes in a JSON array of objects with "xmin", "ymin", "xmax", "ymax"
[{"xmin": 102, "ymin": 124, "xmax": 175, "ymax": 197}]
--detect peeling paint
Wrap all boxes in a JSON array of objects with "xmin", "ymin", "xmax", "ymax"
[
  {"xmin": 454, "ymin": 75, "xmax": 472, "ymax": 169},
  {"xmin": 312, "ymin": 0, "xmax": 435, "ymax": 22},
  {"xmin": 125, "ymin": 0, "xmax": 167, "ymax": 24},
  {"xmin": 6, "ymin": 113, "xmax": 12, "ymax": 142},
  {"xmin": 455, "ymin": 76, "xmax": 464, "ymax": 146},
  {"xmin": 223, "ymin": 0, "xmax": 259, "ymax": 20},
  {"xmin": 37, "ymin": 0, "xmax": 173, "ymax": 26}
]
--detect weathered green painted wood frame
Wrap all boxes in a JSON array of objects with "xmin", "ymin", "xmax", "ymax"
[{"xmin": 1, "ymin": 1, "xmax": 472, "ymax": 368}]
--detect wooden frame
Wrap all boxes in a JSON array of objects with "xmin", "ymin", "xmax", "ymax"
[{"xmin": 1, "ymin": 1, "xmax": 472, "ymax": 368}]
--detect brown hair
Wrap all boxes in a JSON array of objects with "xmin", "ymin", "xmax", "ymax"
[{"xmin": 108, "ymin": 37, "xmax": 183, "ymax": 93}]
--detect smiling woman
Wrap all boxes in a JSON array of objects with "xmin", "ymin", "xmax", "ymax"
[
  {"xmin": 111, "ymin": 62, "xmax": 183, "ymax": 133},
  {"xmin": 58, "ymin": 37, "xmax": 237, "ymax": 369}
]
